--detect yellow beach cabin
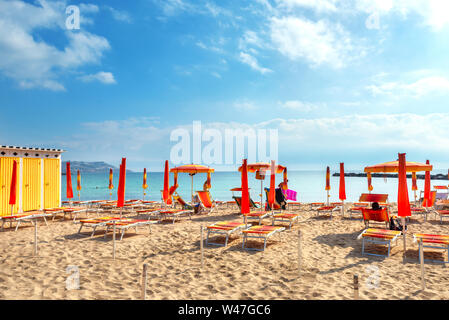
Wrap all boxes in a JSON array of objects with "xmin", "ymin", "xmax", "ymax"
[{"xmin": 0, "ymin": 146, "xmax": 64, "ymax": 216}]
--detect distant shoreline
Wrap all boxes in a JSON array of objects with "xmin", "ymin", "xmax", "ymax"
[{"xmin": 333, "ymin": 172, "xmax": 448, "ymax": 180}]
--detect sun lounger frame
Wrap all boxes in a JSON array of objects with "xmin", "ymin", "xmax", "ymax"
[
  {"xmin": 358, "ymin": 229, "xmax": 401, "ymax": 258},
  {"xmin": 0, "ymin": 212, "xmax": 52, "ymax": 231},
  {"xmin": 242, "ymin": 226, "xmax": 285, "ymax": 251},
  {"xmin": 103, "ymin": 220, "xmax": 159, "ymax": 240},
  {"xmin": 271, "ymin": 213, "xmax": 300, "ymax": 229},
  {"xmin": 243, "ymin": 211, "xmax": 273, "ymax": 225},
  {"xmin": 158, "ymin": 209, "xmax": 192, "ymax": 224},
  {"xmin": 414, "ymin": 234, "xmax": 449, "ymax": 264}
]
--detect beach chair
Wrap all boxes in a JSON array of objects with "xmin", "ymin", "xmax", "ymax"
[
  {"xmin": 77, "ymin": 216, "xmax": 123, "ymax": 237},
  {"xmin": 361, "ymin": 208, "xmax": 390, "ymax": 228},
  {"xmin": 411, "ymin": 191, "xmax": 437, "ymax": 221},
  {"xmin": 348, "ymin": 193, "xmax": 389, "ymax": 219},
  {"xmin": 0, "ymin": 211, "xmax": 52, "ymax": 232},
  {"xmin": 196, "ymin": 190, "xmax": 217, "ymax": 214},
  {"xmin": 413, "ymin": 233, "xmax": 449, "ymax": 264},
  {"xmin": 310, "ymin": 202, "xmax": 325, "ymax": 208},
  {"xmin": 242, "ymin": 225, "xmax": 285, "ymax": 251},
  {"xmin": 233, "ymin": 196, "xmax": 259, "ymax": 210},
  {"xmin": 103, "ymin": 218, "xmax": 159, "ymax": 240},
  {"xmin": 172, "ymin": 192, "xmax": 193, "ymax": 210},
  {"xmin": 158, "ymin": 209, "xmax": 192, "ymax": 224},
  {"xmin": 206, "ymin": 221, "xmax": 248, "ymax": 247},
  {"xmin": 357, "ymin": 228, "xmax": 402, "ymax": 257},
  {"xmin": 135, "ymin": 208, "xmax": 161, "ymax": 219},
  {"xmin": 287, "ymin": 202, "xmax": 301, "ymax": 210},
  {"xmin": 434, "ymin": 186, "xmax": 449, "ymax": 201}
]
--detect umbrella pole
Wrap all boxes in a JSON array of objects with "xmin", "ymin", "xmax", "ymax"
[
  {"xmin": 261, "ymin": 180, "xmax": 263, "ymax": 210},
  {"xmin": 191, "ymin": 175, "xmax": 194, "ymax": 203},
  {"xmin": 402, "ymin": 217, "xmax": 407, "ymax": 259},
  {"xmin": 326, "ymin": 190, "xmax": 329, "ymax": 206}
]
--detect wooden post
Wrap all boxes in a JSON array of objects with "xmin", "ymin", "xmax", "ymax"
[
  {"xmin": 353, "ymin": 274, "xmax": 359, "ymax": 300},
  {"xmin": 141, "ymin": 263, "xmax": 148, "ymax": 300},
  {"xmin": 200, "ymin": 225, "xmax": 204, "ymax": 269},
  {"xmin": 113, "ymin": 221, "xmax": 116, "ymax": 260},
  {"xmin": 298, "ymin": 230, "xmax": 302, "ymax": 273},
  {"xmin": 420, "ymin": 239, "xmax": 425, "ymax": 290},
  {"xmin": 34, "ymin": 220, "xmax": 38, "ymax": 256}
]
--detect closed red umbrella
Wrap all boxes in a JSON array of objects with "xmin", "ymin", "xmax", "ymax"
[
  {"xmin": 412, "ymin": 172, "xmax": 418, "ymax": 203},
  {"xmin": 66, "ymin": 162, "xmax": 74, "ymax": 200},
  {"xmin": 367, "ymin": 172, "xmax": 373, "ymax": 193},
  {"xmin": 423, "ymin": 160, "xmax": 431, "ymax": 207},
  {"xmin": 108, "ymin": 168, "xmax": 114, "ymax": 200},
  {"xmin": 269, "ymin": 160, "xmax": 276, "ymax": 210},
  {"xmin": 117, "ymin": 158, "xmax": 126, "ymax": 210},
  {"xmin": 241, "ymin": 159, "xmax": 250, "ymax": 215},
  {"xmin": 9, "ymin": 160, "xmax": 18, "ymax": 215},
  {"xmin": 163, "ymin": 160, "xmax": 171, "ymax": 205},
  {"xmin": 143, "ymin": 168, "xmax": 148, "ymax": 200},
  {"xmin": 339, "ymin": 163, "xmax": 346, "ymax": 215},
  {"xmin": 397, "ymin": 153, "xmax": 411, "ymax": 254},
  {"xmin": 325, "ymin": 166, "xmax": 330, "ymax": 205},
  {"xmin": 76, "ymin": 170, "xmax": 81, "ymax": 200}
]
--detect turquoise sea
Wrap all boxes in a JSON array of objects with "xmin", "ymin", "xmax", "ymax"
[{"xmin": 62, "ymin": 170, "xmax": 449, "ymax": 204}]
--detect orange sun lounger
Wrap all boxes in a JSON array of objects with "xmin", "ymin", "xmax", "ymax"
[
  {"xmin": 103, "ymin": 218, "xmax": 159, "ymax": 240},
  {"xmin": 0, "ymin": 211, "xmax": 52, "ymax": 231},
  {"xmin": 315, "ymin": 205, "xmax": 338, "ymax": 219},
  {"xmin": 414, "ymin": 233, "xmax": 449, "ymax": 263},
  {"xmin": 206, "ymin": 221, "xmax": 249, "ymax": 247},
  {"xmin": 348, "ymin": 193, "xmax": 389, "ymax": 219},
  {"xmin": 196, "ymin": 190, "xmax": 218, "ymax": 214},
  {"xmin": 77, "ymin": 216, "xmax": 123, "ymax": 237},
  {"xmin": 158, "ymin": 209, "xmax": 192, "ymax": 224},
  {"xmin": 411, "ymin": 191, "xmax": 436, "ymax": 221},
  {"xmin": 361, "ymin": 208, "xmax": 390, "ymax": 228},
  {"xmin": 272, "ymin": 212, "xmax": 300, "ymax": 229},
  {"xmin": 358, "ymin": 228, "xmax": 402, "ymax": 257},
  {"xmin": 44, "ymin": 207, "xmax": 88, "ymax": 221},
  {"xmin": 242, "ymin": 225, "xmax": 285, "ymax": 251}
]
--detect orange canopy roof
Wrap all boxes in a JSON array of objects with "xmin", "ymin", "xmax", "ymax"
[
  {"xmin": 364, "ymin": 160, "xmax": 432, "ymax": 173},
  {"xmin": 237, "ymin": 162, "xmax": 286, "ymax": 173},
  {"xmin": 170, "ymin": 164, "xmax": 214, "ymax": 174}
]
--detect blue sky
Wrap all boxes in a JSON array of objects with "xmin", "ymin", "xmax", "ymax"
[{"xmin": 1, "ymin": 0, "xmax": 449, "ymax": 172}]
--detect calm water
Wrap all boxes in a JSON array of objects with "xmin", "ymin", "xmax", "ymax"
[{"xmin": 62, "ymin": 170, "xmax": 448, "ymax": 203}]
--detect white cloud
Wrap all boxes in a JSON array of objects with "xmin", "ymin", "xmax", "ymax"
[
  {"xmin": 106, "ymin": 7, "xmax": 132, "ymax": 23},
  {"xmin": 233, "ymin": 100, "xmax": 258, "ymax": 111},
  {"xmin": 278, "ymin": 101, "xmax": 324, "ymax": 112},
  {"xmin": 276, "ymin": 0, "xmax": 339, "ymax": 12},
  {"xmin": 0, "ymin": 0, "xmax": 111, "ymax": 91},
  {"xmin": 270, "ymin": 16, "xmax": 363, "ymax": 69},
  {"xmin": 78, "ymin": 71, "xmax": 116, "ymax": 84},
  {"xmin": 366, "ymin": 76, "xmax": 449, "ymax": 97},
  {"xmin": 239, "ymin": 52, "xmax": 272, "ymax": 74}
]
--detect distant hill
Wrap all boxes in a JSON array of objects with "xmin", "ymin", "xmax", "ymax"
[{"xmin": 61, "ymin": 161, "xmax": 134, "ymax": 174}]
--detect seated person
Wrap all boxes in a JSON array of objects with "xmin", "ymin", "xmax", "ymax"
[
  {"xmin": 192, "ymin": 194, "xmax": 204, "ymax": 214},
  {"xmin": 371, "ymin": 202, "xmax": 382, "ymax": 210}
]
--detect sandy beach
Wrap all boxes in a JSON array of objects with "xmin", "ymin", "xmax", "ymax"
[{"xmin": 0, "ymin": 203, "xmax": 448, "ymax": 300}]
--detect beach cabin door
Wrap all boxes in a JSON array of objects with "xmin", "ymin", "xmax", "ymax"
[
  {"xmin": 44, "ymin": 159, "xmax": 61, "ymax": 209},
  {"xmin": 22, "ymin": 158, "xmax": 42, "ymax": 212}
]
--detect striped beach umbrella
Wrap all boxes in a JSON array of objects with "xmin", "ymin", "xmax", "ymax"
[
  {"xmin": 142, "ymin": 168, "xmax": 148, "ymax": 200},
  {"xmin": 325, "ymin": 166, "xmax": 331, "ymax": 205},
  {"xmin": 367, "ymin": 172, "xmax": 373, "ymax": 193},
  {"xmin": 268, "ymin": 160, "xmax": 276, "ymax": 210},
  {"xmin": 241, "ymin": 159, "xmax": 250, "ymax": 216},
  {"xmin": 117, "ymin": 158, "xmax": 127, "ymax": 214},
  {"xmin": 163, "ymin": 160, "xmax": 171, "ymax": 205},
  {"xmin": 66, "ymin": 162, "xmax": 74, "ymax": 201},
  {"xmin": 108, "ymin": 168, "xmax": 114, "ymax": 200},
  {"xmin": 9, "ymin": 160, "xmax": 18, "ymax": 215},
  {"xmin": 397, "ymin": 153, "xmax": 411, "ymax": 253},
  {"xmin": 76, "ymin": 170, "xmax": 81, "ymax": 200},
  {"xmin": 423, "ymin": 160, "xmax": 431, "ymax": 208},
  {"xmin": 339, "ymin": 163, "xmax": 346, "ymax": 215}
]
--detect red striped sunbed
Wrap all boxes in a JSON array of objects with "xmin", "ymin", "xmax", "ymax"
[
  {"xmin": 0, "ymin": 211, "xmax": 52, "ymax": 231},
  {"xmin": 272, "ymin": 212, "xmax": 300, "ymax": 229},
  {"xmin": 103, "ymin": 218, "xmax": 159, "ymax": 240},
  {"xmin": 241, "ymin": 225, "xmax": 285, "ymax": 251},
  {"xmin": 206, "ymin": 221, "xmax": 248, "ymax": 247},
  {"xmin": 358, "ymin": 228, "xmax": 401, "ymax": 257}
]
